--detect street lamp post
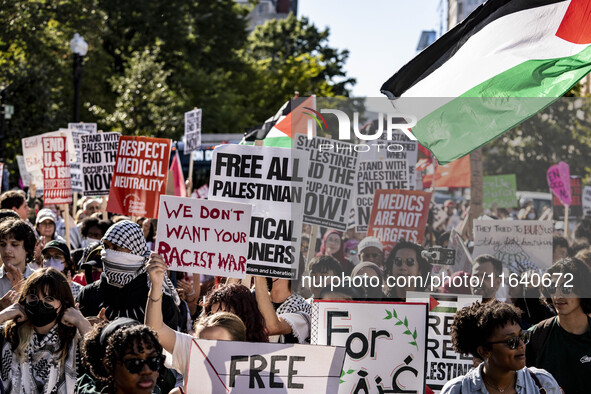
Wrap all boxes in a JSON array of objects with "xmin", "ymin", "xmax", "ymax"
[{"xmin": 70, "ymin": 33, "xmax": 88, "ymax": 123}]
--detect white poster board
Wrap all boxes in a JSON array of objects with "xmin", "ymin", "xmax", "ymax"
[
  {"xmin": 312, "ymin": 300, "xmax": 427, "ymax": 394},
  {"xmin": 294, "ymin": 135, "xmax": 358, "ymax": 231},
  {"xmin": 185, "ymin": 339, "xmax": 346, "ymax": 393},
  {"xmin": 583, "ymin": 185, "xmax": 591, "ymax": 217},
  {"xmin": 156, "ymin": 196, "xmax": 251, "ymax": 278},
  {"xmin": 184, "ymin": 108, "xmax": 202, "ymax": 154},
  {"xmin": 80, "ymin": 132, "xmax": 121, "ymax": 196},
  {"xmin": 208, "ymin": 145, "xmax": 307, "ymax": 279},
  {"xmin": 473, "ymin": 219, "xmax": 553, "ymax": 272},
  {"xmin": 22, "ymin": 130, "xmax": 77, "ymax": 172},
  {"xmin": 407, "ymin": 292, "xmax": 480, "ymax": 393},
  {"xmin": 68, "ymin": 122, "xmax": 97, "ymax": 133}
]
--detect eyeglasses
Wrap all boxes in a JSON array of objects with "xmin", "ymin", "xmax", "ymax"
[
  {"xmin": 394, "ymin": 257, "xmax": 415, "ymax": 267},
  {"xmin": 25, "ymin": 294, "xmax": 58, "ymax": 309},
  {"xmin": 122, "ymin": 355, "xmax": 165, "ymax": 374},
  {"xmin": 486, "ymin": 331, "xmax": 530, "ymax": 350},
  {"xmin": 545, "ymin": 284, "xmax": 574, "ymax": 296}
]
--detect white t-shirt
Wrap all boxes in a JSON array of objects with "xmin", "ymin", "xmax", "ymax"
[{"xmin": 166, "ymin": 330, "xmax": 194, "ymax": 382}]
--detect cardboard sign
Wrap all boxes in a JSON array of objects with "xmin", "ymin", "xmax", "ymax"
[
  {"xmin": 583, "ymin": 186, "xmax": 591, "ymax": 217},
  {"xmin": 208, "ymin": 145, "xmax": 307, "ymax": 279},
  {"xmin": 68, "ymin": 122, "xmax": 97, "ymax": 133},
  {"xmin": 185, "ymin": 339, "xmax": 346, "ymax": 393},
  {"xmin": 42, "ymin": 136, "xmax": 72, "ymax": 204},
  {"xmin": 295, "ymin": 135, "xmax": 358, "ymax": 231},
  {"xmin": 355, "ymin": 159, "xmax": 409, "ymax": 232},
  {"xmin": 107, "ymin": 136, "xmax": 171, "ymax": 218},
  {"xmin": 483, "ymin": 174, "xmax": 516, "ymax": 209},
  {"xmin": 312, "ymin": 300, "xmax": 427, "ymax": 394},
  {"xmin": 184, "ymin": 108, "xmax": 202, "ymax": 154},
  {"xmin": 553, "ymin": 176, "xmax": 582, "ymax": 220},
  {"xmin": 367, "ymin": 189, "xmax": 432, "ymax": 254},
  {"xmin": 81, "ymin": 132, "xmax": 121, "ymax": 196},
  {"xmin": 547, "ymin": 162, "xmax": 571, "ymax": 206},
  {"xmin": 473, "ymin": 219, "xmax": 553, "ymax": 271},
  {"xmin": 407, "ymin": 292, "xmax": 480, "ymax": 393},
  {"xmin": 156, "ymin": 196, "xmax": 251, "ymax": 278},
  {"xmin": 22, "ymin": 131, "xmax": 76, "ymax": 172}
]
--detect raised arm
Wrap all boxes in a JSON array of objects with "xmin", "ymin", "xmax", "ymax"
[
  {"xmin": 254, "ymin": 276, "xmax": 292, "ymax": 335},
  {"xmin": 145, "ymin": 253, "xmax": 177, "ymax": 353}
]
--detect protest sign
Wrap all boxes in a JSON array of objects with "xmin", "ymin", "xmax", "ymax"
[
  {"xmin": 42, "ymin": 136, "xmax": 72, "ymax": 204},
  {"xmin": 583, "ymin": 186, "xmax": 591, "ymax": 217},
  {"xmin": 193, "ymin": 184, "xmax": 209, "ymax": 199},
  {"xmin": 185, "ymin": 339, "xmax": 346, "ymax": 393},
  {"xmin": 22, "ymin": 131, "xmax": 76, "ymax": 172},
  {"xmin": 312, "ymin": 300, "xmax": 427, "ymax": 394},
  {"xmin": 184, "ymin": 108, "xmax": 202, "ymax": 154},
  {"xmin": 367, "ymin": 189, "xmax": 431, "ymax": 254},
  {"xmin": 295, "ymin": 135, "xmax": 358, "ymax": 231},
  {"xmin": 81, "ymin": 132, "xmax": 121, "ymax": 196},
  {"xmin": 68, "ymin": 122, "xmax": 97, "ymax": 133},
  {"xmin": 547, "ymin": 162, "xmax": 571, "ymax": 206},
  {"xmin": 156, "ymin": 196, "xmax": 251, "ymax": 278},
  {"xmin": 107, "ymin": 136, "xmax": 170, "ymax": 218},
  {"xmin": 355, "ymin": 159, "xmax": 409, "ymax": 232},
  {"xmin": 208, "ymin": 145, "xmax": 307, "ymax": 279},
  {"xmin": 553, "ymin": 176, "xmax": 583, "ymax": 220},
  {"xmin": 483, "ymin": 174, "xmax": 516, "ymax": 210},
  {"xmin": 407, "ymin": 292, "xmax": 480, "ymax": 393},
  {"xmin": 473, "ymin": 219, "xmax": 553, "ymax": 272},
  {"xmin": 69, "ymin": 130, "xmax": 88, "ymax": 193}
]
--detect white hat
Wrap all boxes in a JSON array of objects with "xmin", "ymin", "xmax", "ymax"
[
  {"xmin": 358, "ymin": 236, "xmax": 384, "ymax": 253},
  {"xmin": 35, "ymin": 208, "xmax": 56, "ymax": 225}
]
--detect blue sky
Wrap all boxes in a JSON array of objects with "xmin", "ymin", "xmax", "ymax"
[{"xmin": 298, "ymin": 0, "xmax": 442, "ymax": 97}]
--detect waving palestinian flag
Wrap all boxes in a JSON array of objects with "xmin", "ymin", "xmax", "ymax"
[{"xmin": 381, "ymin": 0, "xmax": 591, "ymax": 164}]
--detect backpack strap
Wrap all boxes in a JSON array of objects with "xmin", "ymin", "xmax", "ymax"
[
  {"xmin": 527, "ymin": 317, "xmax": 555, "ymax": 364},
  {"xmin": 528, "ymin": 369, "xmax": 546, "ymax": 394}
]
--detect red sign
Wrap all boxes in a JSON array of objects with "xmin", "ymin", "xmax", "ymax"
[
  {"xmin": 107, "ymin": 136, "xmax": 171, "ymax": 218},
  {"xmin": 367, "ymin": 189, "xmax": 432, "ymax": 255},
  {"xmin": 42, "ymin": 136, "xmax": 72, "ymax": 204}
]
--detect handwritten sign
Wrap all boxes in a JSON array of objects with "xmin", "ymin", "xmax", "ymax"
[
  {"xmin": 473, "ymin": 219, "xmax": 553, "ymax": 271},
  {"xmin": 81, "ymin": 132, "xmax": 121, "ymax": 196},
  {"xmin": 156, "ymin": 196, "xmax": 251, "ymax": 278},
  {"xmin": 312, "ymin": 300, "xmax": 427, "ymax": 394},
  {"xmin": 184, "ymin": 108, "xmax": 202, "ymax": 154},
  {"xmin": 553, "ymin": 175, "xmax": 583, "ymax": 220},
  {"xmin": 367, "ymin": 189, "xmax": 431, "ymax": 254},
  {"xmin": 22, "ymin": 131, "xmax": 76, "ymax": 172},
  {"xmin": 208, "ymin": 145, "xmax": 307, "ymax": 279},
  {"xmin": 407, "ymin": 292, "xmax": 480, "ymax": 393},
  {"xmin": 185, "ymin": 339, "xmax": 345, "ymax": 393},
  {"xmin": 107, "ymin": 136, "xmax": 171, "ymax": 218},
  {"xmin": 355, "ymin": 159, "xmax": 409, "ymax": 232},
  {"xmin": 547, "ymin": 162, "xmax": 571, "ymax": 206},
  {"xmin": 483, "ymin": 174, "xmax": 516, "ymax": 209},
  {"xmin": 295, "ymin": 135, "xmax": 358, "ymax": 231},
  {"xmin": 42, "ymin": 136, "xmax": 72, "ymax": 204}
]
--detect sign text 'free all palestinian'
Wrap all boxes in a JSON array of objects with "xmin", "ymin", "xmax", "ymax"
[
  {"xmin": 107, "ymin": 136, "xmax": 170, "ymax": 218},
  {"xmin": 208, "ymin": 144, "xmax": 307, "ymax": 279},
  {"xmin": 157, "ymin": 196, "xmax": 251, "ymax": 279}
]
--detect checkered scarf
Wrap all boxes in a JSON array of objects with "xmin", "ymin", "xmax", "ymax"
[{"xmin": 102, "ymin": 221, "xmax": 180, "ymax": 305}]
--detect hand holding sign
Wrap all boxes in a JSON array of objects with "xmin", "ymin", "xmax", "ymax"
[{"xmin": 547, "ymin": 161, "xmax": 571, "ymax": 206}]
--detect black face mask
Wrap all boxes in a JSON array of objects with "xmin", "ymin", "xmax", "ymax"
[{"xmin": 24, "ymin": 301, "xmax": 59, "ymax": 327}]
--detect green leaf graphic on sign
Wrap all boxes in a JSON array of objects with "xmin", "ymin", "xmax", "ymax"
[
  {"xmin": 387, "ymin": 307, "xmax": 419, "ymax": 351},
  {"xmin": 385, "ymin": 310, "xmax": 392, "ymax": 320},
  {"xmin": 340, "ymin": 368, "xmax": 355, "ymax": 384}
]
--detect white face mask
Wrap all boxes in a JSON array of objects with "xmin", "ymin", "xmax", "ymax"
[{"xmin": 44, "ymin": 258, "xmax": 65, "ymax": 272}]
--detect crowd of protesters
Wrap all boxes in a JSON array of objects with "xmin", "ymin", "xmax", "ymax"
[{"xmin": 0, "ymin": 183, "xmax": 587, "ymax": 393}]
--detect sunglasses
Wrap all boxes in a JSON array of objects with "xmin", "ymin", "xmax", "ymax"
[
  {"xmin": 545, "ymin": 284, "xmax": 573, "ymax": 296},
  {"xmin": 394, "ymin": 257, "xmax": 416, "ymax": 267},
  {"xmin": 122, "ymin": 355, "xmax": 164, "ymax": 374},
  {"xmin": 487, "ymin": 331, "xmax": 530, "ymax": 350},
  {"xmin": 25, "ymin": 294, "xmax": 59, "ymax": 309}
]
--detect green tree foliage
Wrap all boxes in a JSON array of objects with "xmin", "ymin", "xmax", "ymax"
[{"xmin": 483, "ymin": 97, "xmax": 591, "ymax": 191}]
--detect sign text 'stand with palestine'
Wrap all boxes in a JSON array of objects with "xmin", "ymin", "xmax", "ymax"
[{"xmin": 107, "ymin": 136, "xmax": 171, "ymax": 218}]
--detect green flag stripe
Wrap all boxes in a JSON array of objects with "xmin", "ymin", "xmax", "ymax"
[{"xmin": 413, "ymin": 44, "xmax": 591, "ymax": 164}]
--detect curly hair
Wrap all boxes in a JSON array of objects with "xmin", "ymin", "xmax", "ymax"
[
  {"xmin": 0, "ymin": 218, "xmax": 37, "ymax": 262},
  {"xmin": 5, "ymin": 268, "xmax": 76, "ymax": 360},
  {"xmin": 450, "ymin": 300, "xmax": 522, "ymax": 358},
  {"xmin": 543, "ymin": 257, "xmax": 591, "ymax": 313},
  {"xmin": 202, "ymin": 283, "xmax": 268, "ymax": 342},
  {"xmin": 82, "ymin": 321, "xmax": 162, "ymax": 389}
]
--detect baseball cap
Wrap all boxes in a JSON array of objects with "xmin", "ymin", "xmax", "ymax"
[
  {"xmin": 35, "ymin": 208, "xmax": 56, "ymax": 225},
  {"xmin": 42, "ymin": 240, "xmax": 71, "ymax": 263}
]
